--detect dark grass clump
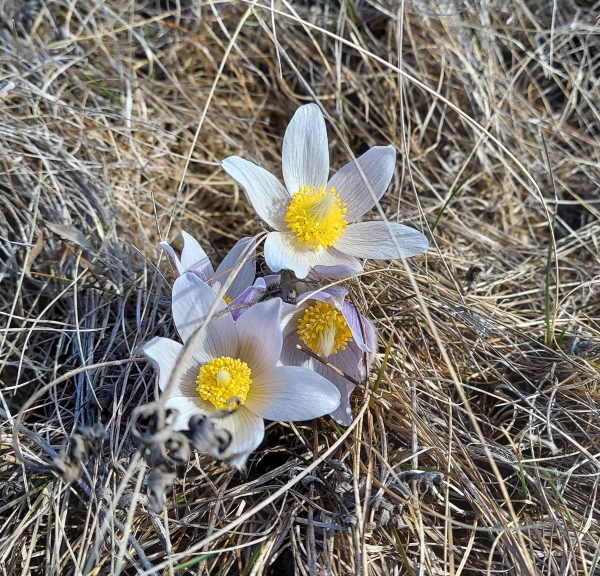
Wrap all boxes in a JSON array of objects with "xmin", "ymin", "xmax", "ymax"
[{"xmin": 1, "ymin": 1, "xmax": 599, "ymax": 574}]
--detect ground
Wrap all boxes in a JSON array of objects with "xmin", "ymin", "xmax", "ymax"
[{"xmin": 0, "ymin": 1, "xmax": 599, "ymax": 575}]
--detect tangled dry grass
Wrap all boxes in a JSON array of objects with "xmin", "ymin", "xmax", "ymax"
[{"xmin": 1, "ymin": 0, "xmax": 599, "ymax": 574}]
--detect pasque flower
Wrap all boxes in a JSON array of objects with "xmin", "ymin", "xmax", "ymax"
[
  {"xmin": 142, "ymin": 272, "xmax": 341, "ymax": 466},
  {"xmin": 280, "ymin": 286, "xmax": 376, "ymax": 425},
  {"xmin": 161, "ymin": 231, "xmax": 278, "ymax": 319},
  {"xmin": 161, "ymin": 231, "xmax": 254, "ymax": 302},
  {"xmin": 221, "ymin": 104, "xmax": 428, "ymax": 279}
]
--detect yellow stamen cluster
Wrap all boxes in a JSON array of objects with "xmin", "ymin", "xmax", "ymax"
[
  {"xmin": 284, "ymin": 186, "xmax": 347, "ymax": 251},
  {"xmin": 196, "ymin": 356, "xmax": 252, "ymax": 411},
  {"xmin": 297, "ymin": 301, "xmax": 352, "ymax": 357},
  {"xmin": 223, "ymin": 295, "xmax": 232, "ymax": 304}
]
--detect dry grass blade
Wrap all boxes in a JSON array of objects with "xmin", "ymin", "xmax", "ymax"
[{"xmin": 1, "ymin": 1, "xmax": 599, "ymax": 575}]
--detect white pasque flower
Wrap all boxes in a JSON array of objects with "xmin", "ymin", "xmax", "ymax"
[
  {"xmin": 141, "ymin": 272, "xmax": 341, "ymax": 466},
  {"xmin": 160, "ymin": 232, "xmax": 256, "ymax": 305},
  {"xmin": 280, "ymin": 286, "xmax": 375, "ymax": 426},
  {"xmin": 161, "ymin": 232, "xmax": 281, "ymax": 320},
  {"xmin": 221, "ymin": 103, "xmax": 429, "ymax": 279}
]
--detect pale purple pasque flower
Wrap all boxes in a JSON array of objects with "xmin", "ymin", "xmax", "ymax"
[
  {"xmin": 161, "ymin": 231, "xmax": 278, "ymax": 319},
  {"xmin": 142, "ymin": 272, "xmax": 341, "ymax": 467},
  {"xmin": 221, "ymin": 103, "xmax": 428, "ymax": 280},
  {"xmin": 280, "ymin": 286, "xmax": 376, "ymax": 425}
]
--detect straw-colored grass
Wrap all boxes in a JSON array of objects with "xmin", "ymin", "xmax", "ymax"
[{"xmin": 1, "ymin": 1, "xmax": 599, "ymax": 574}]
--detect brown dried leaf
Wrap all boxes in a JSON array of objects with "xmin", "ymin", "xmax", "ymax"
[
  {"xmin": 43, "ymin": 220, "xmax": 92, "ymax": 250},
  {"xmin": 24, "ymin": 227, "xmax": 44, "ymax": 274}
]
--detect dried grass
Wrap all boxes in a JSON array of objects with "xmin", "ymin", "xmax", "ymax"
[{"xmin": 1, "ymin": 0, "xmax": 599, "ymax": 574}]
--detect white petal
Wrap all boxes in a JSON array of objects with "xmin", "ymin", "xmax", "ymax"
[
  {"xmin": 165, "ymin": 396, "xmax": 212, "ymax": 431},
  {"xmin": 180, "ymin": 231, "xmax": 214, "ymax": 277},
  {"xmin": 327, "ymin": 146, "xmax": 396, "ymax": 222},
  {"xmin": 221, "ymin": 156, "xmax": 289, "ymax": 230},
  {"xmin": 280, "ymin": 332, "xmax": 358, "ymax": 426},
  {"xmin": 169, "ymin": 362, "xmax": 209, "ymax": 406},
  {"xmin": 212, "ymin": 406, "xmax": 265, "ymax": 467},
  {"xmin": 172, "ymin": 273, "xmax": 237, "ymax": 360},
  {"xmin": 141, "ymin": 336, "xmax": 216, "ymax": 426},
  {"xmin": 335, "ymin": 221, "xmax": 428, "ymax": 260},
  {"xmin": 282, "ymin": 103, "xmax": 329, "ymax": 193},
  {"xmin": 235, "ymin": 298, "xmax": 282, "ymax": 379},
  {"xmin": 264, "ymin": 232, "xmax": 310, "ymax": 278},
  {"xmin": 264, "ymin": 232, "xmax": 362, "ymax": 280},
  {"xmin": 280, "ymin": 303, "xmax": 302, "ymax": 339},
  {"xmin": 213, "ymin": 237, "xmax": 256, "ymax": 301},
  {"xmin": 246, "ymin": 366, "xmax": 340, "ymax": 421},
  {"xmin": 140, "ymin": 337, "xmax": 182, "ymax": 392}
]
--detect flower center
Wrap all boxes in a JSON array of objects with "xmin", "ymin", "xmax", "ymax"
[
  {"xmin": 284, "ymin": 186, "xmax": 347, "ymax": 251},
  {"xmin": 196, "ymin": 356, "xmax": 252, "ymax": 411},
  {"xmin": 297, "ymin": 301, "xmax": 352, "ymax": 357}
]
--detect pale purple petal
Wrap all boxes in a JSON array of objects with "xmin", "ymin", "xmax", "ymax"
[
  {"xmin": 324, "ymin": 345, "xmax": 362, "ymax": 425},
  {"xmin": 235, "ymin": 298, "xmax": 282, "ymax": 379},
  {"xmin": 296, "ymin": 286, "xmax": 347, "ymax": 309},
  {"xmin": 211, "ymin": 406, "xmax": 265, "ymax": 467},
  {"xmin": 221, "ymin": 156, "xmax": 289, "ymax": 230},
  {"xmin": 321, "ymin": 285, "xmax": 349, "ymax": 303},
  {"xmin": 212, "ymin": 237, "xmax": 256, "ymax": 301},
  {"xmin": 279, "ymin": 332, "xmax": 358, "ymax": 425},
  {"xmin": 282, "ymin": 103, "xmax": 329, "ymax": 193},
  {"xmin": 326, "ymin": 380, "xmax": 355, "ymax": 426},
  {"xmin": 228, "ymin": 293, "xmax": 259, "ymax": 320},
  {"xmin": 310, "ymin": 264, "xmax": 360, "ymax": 280},
  {"xmin": 362, "ymin": 315, "xmax": 377, "ymax": 359},
  {"xmin": 190, "ymin": 315, "xmax": 239, "ymax": 366},
  {"xmin": 306, "ymin": 247, "xmax": 362, "ymax": 278},
  {"xmin": 335, "ymin": 221, "xmax": 428, "ymax": 260},
  {"xmin": 246, "ymin": 365, "xmax": 340, "ymax": 421},
  {"xmin": 172, "ymin": 273, "xmax": 237, "ymax": 359},
  {"xmin": 160, "ymin": 242, "xmax": 186, "ymax": 277},
  {"xmin": 228, "ymin": 275, "xmax": 280, "ymax": 320},
  {"xmin": 141, "ymin": 336, "xmax": 216, "ymax": 425},
  {"xmin": 340, "ymin": 301, "xmax": 375, "ymax": 353},
  {"xmin": 261, "ymin": 274, "xmax": 282, "ymax": 290},
  {"xmin": 327, "ymin": 146, "xmax": 396, "ymax": 222},
  {"xmin": 180, "ymin": 231, "xmax": 214, "ymax": 278},
  {"xmin": 279, "ymin": 328, "xmax": 312, "ymax": 368}
]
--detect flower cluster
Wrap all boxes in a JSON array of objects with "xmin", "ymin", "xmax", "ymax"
[{"xmin": 142, "ymin": 104, "xmax": 428, "ymax": 467}]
